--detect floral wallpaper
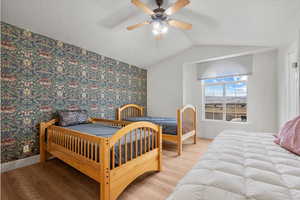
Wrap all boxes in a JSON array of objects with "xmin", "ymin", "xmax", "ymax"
[{"xmin": 1, "ymin": 22, "xmax": 147, "ymax": 163}]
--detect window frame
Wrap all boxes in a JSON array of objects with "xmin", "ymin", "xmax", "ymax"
[{"xmin": 202, "ymin": 77, "xmax": 248, "ymax": 122}]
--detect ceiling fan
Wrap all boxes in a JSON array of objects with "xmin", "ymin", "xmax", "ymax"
[{"xmin": 127, "ymin": 0, "xmax": 192, "ymax": 39}]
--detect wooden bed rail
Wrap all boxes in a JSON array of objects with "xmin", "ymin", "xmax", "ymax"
[
  {"xmin": 40, "ymin": 118, "xmax": 162, "ymax": 200},
  {"xmin": 47, "ymin": 126, "xmax": 103, "ymax": 181},
  {"xmin": 90, "ymin": 118, "xmax": 131, "ymax": 127},
  {"xmin": 39, "ymin": 118, "xmax": 129, "ymax": 163},
  {"xmin": 116, "ymin": 104, "xmax": 144, "ymax": 120}
]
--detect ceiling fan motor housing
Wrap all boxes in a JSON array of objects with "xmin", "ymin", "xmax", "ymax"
[{"xmin": 151, "ymin": 8, "xmax": 168, "ymax": 22}]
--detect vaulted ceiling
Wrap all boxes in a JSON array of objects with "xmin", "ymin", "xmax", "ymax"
[{"xmin": 1, "ymin": 0, "xmax": 300, "ymax": 68}]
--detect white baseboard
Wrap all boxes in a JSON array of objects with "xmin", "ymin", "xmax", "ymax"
[{"xmin": 1, "ymin": 155, "xmax": 40, "ymax": 173}]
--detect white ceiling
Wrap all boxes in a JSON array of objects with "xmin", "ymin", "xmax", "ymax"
[{"xmin": 1, "ymin": 0, "xmax": 300, "ymax": 68}]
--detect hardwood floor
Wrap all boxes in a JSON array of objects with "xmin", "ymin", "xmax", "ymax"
[{"xmin": 1, "ymin": 138, "xmax": 212, "ymax": 200}]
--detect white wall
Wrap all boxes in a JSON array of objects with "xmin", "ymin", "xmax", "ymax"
[
  {"xmin": 147, "ymin": 45, "xmax": 269, "ymax": 117},
  {"xmin": 183, "ymin": 50, "xmax": 278, "ymax": 138},
  {"xmin": 277, "ymin": 10, "xmax": 300, "ymax": 128},
  {"xmin": 147, "ymin": 45, "xmax": 278, "ymax": 139},
  {"xmin": 277, "ymin": 38, "xmax": 300, "ymax": 127}
]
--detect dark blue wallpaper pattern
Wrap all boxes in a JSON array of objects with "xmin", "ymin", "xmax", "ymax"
[{"xmin": 1, "ymin": 22, "xmax": 147, "ymax": 163}]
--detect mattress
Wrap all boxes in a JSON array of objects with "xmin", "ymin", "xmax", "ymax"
[
  {"xmin": 167, "ymin": 130, "xmax": 300, "ymax": 200},
  {"xmin": 125, "ymin": 117, "xmax": 177, "ymax": 135}
]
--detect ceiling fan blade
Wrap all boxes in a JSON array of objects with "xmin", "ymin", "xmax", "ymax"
[
  {"xmin": 168, "ymin": 19, "xmax": 192, "ymax": 30},
  {"xmin": 131, "ymin": 0, "xmax": 154, "ymax": 15},
  {"xmin": 155, "ymin": 34, "xmax": 162, "ymax": 40},
  {"xmin": 127, "ymin": 21, "xmax": 149, "ymax": 30},
  {"xmin": 165, "ymin": 0, "xmax": 190, "ymax": 16}
]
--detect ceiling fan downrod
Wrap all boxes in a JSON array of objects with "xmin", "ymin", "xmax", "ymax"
[{"xmin": 156, "ymin": 0, "xmax": 164, "ymax": 8}]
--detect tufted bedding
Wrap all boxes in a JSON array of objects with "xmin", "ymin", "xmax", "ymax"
[{"xmin": 167, "ymin": 130, "xmax": 300, "ymax": 200}]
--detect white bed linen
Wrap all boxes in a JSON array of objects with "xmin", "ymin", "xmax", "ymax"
[{"xmin": 167, "ymin": 130, "xmax": 300, "ymax": 200}]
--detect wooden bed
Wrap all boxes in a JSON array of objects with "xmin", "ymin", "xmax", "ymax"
[
  {"xmin": 116, "ymin": 104, "xmax": 197, "ymax": 156},
  {"xmin": 40, "ymin": 118, "xmax": 162, "ymax": 200}
]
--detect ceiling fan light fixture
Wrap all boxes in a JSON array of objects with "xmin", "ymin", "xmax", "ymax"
[
  {"xmin": 152, "ymin": 21, "xmax": 161, "ymax": 30},
  {"xmin": 127, "ymin": 0, "xmax": 192, "ymax": 39},
  {"xmin": 152, "ymin": 20, "xmax": 168, "ymax": 35},
  {"xmin": 152, "ymin": 29, "xmax": 160, "ymax": 35},
  {"xmin": 161, "ymin": 25, "xmax": 168, "ymax": 34}
]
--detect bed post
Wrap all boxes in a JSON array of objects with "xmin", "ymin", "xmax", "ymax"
[
  {"xmin": 39, "ymin": 119, "xmax": 58, "ymax": 162},
  {"xmin": 194, "ymin": 107, "xmax": 197, "ymax": 144},
  {"xmin": 100, "ymin": 138, "xmax": 110, "ymax": 200},
  {"xmin": 177, "ymin": 109, "xmax": 183, "ymax": 156},
  {"xmin": 116, "ymin": 108, "xmax": 121, "ymax": 121},
  {"xmin": 141, "ymin": 106, "xmax": 145, "ymax": 117},
  {"xmin": 39, "ymin": 122, "xmax": 46, "ymax": 163},
  {"xmin": 158, "ymin": 125, "xmax": 163, "ymax": 171}
]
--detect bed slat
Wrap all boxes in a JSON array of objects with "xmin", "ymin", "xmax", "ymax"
[
  {"xmin": 118, "ymin": 140, "xmax": 122, "ymax": 166},
  {"xmin": 130, "ymin": 131, "xmax": 133, "ymax": 160},
  {"xmin": 125, "ymin": 134, "xmax": 127, "ymax": 163}
]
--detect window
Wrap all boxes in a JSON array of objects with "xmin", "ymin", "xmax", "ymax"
[{"xmin": 203, "ymin": 76, "xmax": 248, "ymax": 122}]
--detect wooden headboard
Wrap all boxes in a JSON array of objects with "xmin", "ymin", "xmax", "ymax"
[{"xmin": 116, "ymin": 104, "xmax": 144, "ymax": 120}]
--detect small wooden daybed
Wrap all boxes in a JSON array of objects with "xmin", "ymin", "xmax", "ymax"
[
  {"xmin": 40, "ymin": 118, "xmax": 162, "ymax": 200},
  {"xmin": 116, "ymin": 104, "xmax": 197, "ymax": 156}
]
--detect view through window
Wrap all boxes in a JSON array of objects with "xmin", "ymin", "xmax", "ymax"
[{"xmin": 203, "ymin": 76, "xmax": 247, "ymax": 122}]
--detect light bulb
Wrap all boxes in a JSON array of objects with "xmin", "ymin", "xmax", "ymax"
[
  {"xmin": 152, "ymin": 21, "xmax": 168, "ymax": 35},
  {"xmin": 161, "ymin": 26, "xmax": 168, "ymax": 34},
  {"xmin": 152, "ymin": 21, "xmax": 161, "ymax": 30},
  {"xmin": 152, "ymin": 29, "xmax": 160, "ymax": 35}
]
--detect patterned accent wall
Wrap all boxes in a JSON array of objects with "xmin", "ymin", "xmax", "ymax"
[{"xmin": 1, "ymin": 22, "xmax": 147, "ymax": 163}]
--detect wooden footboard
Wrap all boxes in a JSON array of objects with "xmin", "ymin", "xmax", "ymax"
[
  {"xmin": 176, "ymin": 104, "xmax": 197, "ymax": 155},
  {"xmin": 39, "ymin": 118, "xmax": 162, "ymax": 200},
  {"xmin": 117, "ymin": 104, "xmax": 197, "ymax": 155},
  {"xmin": 109, "ymin": 122, "xmax": 162, "ymax": 200}
]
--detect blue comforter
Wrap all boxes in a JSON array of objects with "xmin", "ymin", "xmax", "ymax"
[
  {"xmin": 66, "ymin": 123, "xmax": 119, "ymax": 137},
  {"xmin": 125, "ymin": 117, "xmax": 177, "ymax": 135}
]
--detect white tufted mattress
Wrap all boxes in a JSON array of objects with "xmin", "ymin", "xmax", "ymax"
[{"xmin": 167, "ymin": 130, "xmax": 300, "ymax": 200}]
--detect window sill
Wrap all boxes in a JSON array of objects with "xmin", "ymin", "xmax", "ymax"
[{"xmin": 200, "ymin": 119, "xmax": 252, "ymax": 125}]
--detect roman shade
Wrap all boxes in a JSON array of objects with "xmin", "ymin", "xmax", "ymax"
[{"xmin": 197, "ymin": 55, "xmax": 253, "ymax": 80}]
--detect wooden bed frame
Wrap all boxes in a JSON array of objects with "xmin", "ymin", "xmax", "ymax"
[
  {"xmin": 116, "ymin": 104, "xmax": 197, "ymax": 156},
  {"xmin": 40, "ymin": 118, "xmax": 162, "ymax": 200}
]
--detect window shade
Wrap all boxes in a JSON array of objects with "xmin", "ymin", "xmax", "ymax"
[{"xmin": 197, "ymin": 55, "xmax": 253, "ymax": 80}]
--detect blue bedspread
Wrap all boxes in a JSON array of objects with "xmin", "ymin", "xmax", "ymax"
[
  {"xmin": 65, "ymin": 123, "xmax": 119, "ymax": 137},
  {"xmin": 125, "ymin": 117, "xmax": 177, "ymax": 135}
]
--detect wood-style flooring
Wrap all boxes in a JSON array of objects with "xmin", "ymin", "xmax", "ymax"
[{"xmin": 1, "ymin": 138, "xmax": 212, "ymax": 200}]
